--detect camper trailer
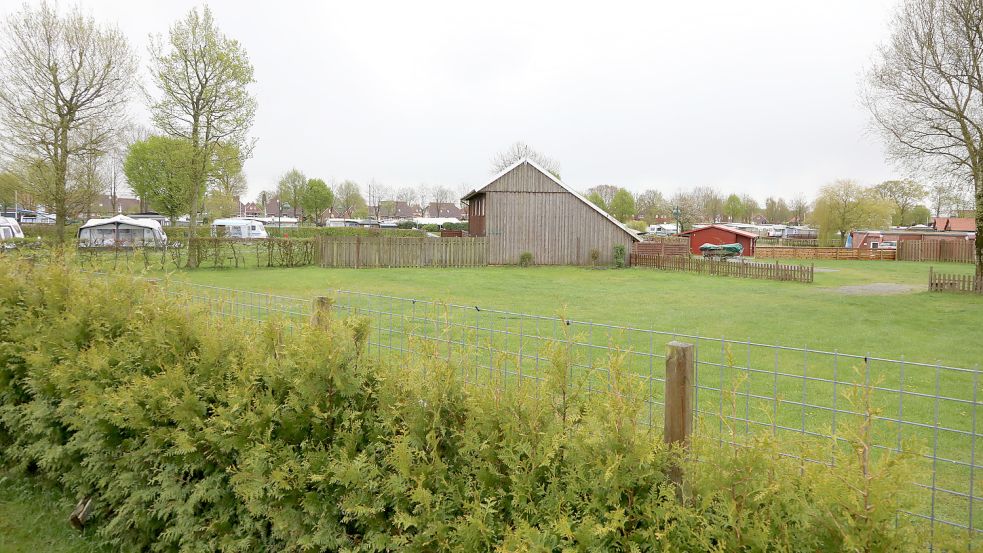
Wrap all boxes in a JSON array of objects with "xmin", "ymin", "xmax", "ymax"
[
  {"xmin": 211, "ymin": 218, "xmax": 268, "ymax": 239},
  {"xmin": 78, "ymin": 215, "xmax": 167, "ymax": 247},
  {"xmin": 0, "ymin": 216, "xmax": 24, "ymax": 241}
]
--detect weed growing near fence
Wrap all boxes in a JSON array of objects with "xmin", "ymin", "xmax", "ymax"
[{"xmin": 0, "ymin": 261, "xmax": 932, "ymax": 551}]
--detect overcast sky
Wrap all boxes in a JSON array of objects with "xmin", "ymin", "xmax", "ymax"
[{"xmin": 3, "ymin": 0, "xmax": 902, "ymax": 202}]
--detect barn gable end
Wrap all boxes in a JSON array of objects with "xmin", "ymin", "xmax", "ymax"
[{"xmin": 462, "ymin": 159, "xmax": 639, "ymax": 265}]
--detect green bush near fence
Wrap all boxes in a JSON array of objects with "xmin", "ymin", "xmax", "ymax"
[
  {"xmin": 265, "ymin": 226, "xmax": 424, "ymax": 239},
  {"xmin": 0, "ymin": 261, "xmax": 930, "ymax": 551}
]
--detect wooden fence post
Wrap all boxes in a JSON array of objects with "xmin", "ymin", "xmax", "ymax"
[
  {"xmin": 312, "ymin": 296, "xmax": 334, "ymax": 328},
  {"xmin": 665, "ymin": 341, "xmax": 694, "ymax": 493}
]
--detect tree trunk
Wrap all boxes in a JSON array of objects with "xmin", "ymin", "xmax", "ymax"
[{"xmin": 976, "ymin": 189, "xmax": 982, "ymax": 277}]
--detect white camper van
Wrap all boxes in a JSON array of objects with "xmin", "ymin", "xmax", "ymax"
[
  {"xmin": 211, "ymin": 218, "xmax": 268, "ymax": 239},
  {"xmin": 0, "ymin": 216, "xmax": 24, "ymax": 241}
]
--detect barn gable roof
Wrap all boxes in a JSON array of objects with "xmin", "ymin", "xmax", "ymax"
[{"xmin": 462, "ymin": 158, "xmax": 640, "ymax": 242}]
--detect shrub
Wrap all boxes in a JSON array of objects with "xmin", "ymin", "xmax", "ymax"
[
  {"xmin": 626, "ymin": 220, "xmax": 648, "ymax": 232},
  {"xmin": 588, "ymin": 248, "xmax": 601, "ymax": 267},
  {"xmin": 0, "ymin": 261, "xmax": 925, "ymax": 551},
  {"xmin": 613, "ymin": 244, "xmax": 627, "ymax": 268},
  {"xmin": 518, "ymin": 251, "xmax": 533, "ymax": 267}
]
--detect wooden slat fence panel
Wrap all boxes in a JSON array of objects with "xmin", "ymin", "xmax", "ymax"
[
  {"xmin": 632, "ymin": 237, "xmax": 690, "ymax": 257},
  {"xmin": 755, "ymin": 246, "xmax": 896, "ymax": 261},
  {"xmin": 317, "ymin": 236, "xmax": 488, "ymax": 268},
  {"xmin": 928, "ymin": 267, "xmax": 983, "ymax": 293},
  {"xmin": 898, "ymin": 240, "xmax": 976, "ymax": 263},
  {"xmin": 630, "ymin": 253, "xmax": 814, "ymax": 283}
]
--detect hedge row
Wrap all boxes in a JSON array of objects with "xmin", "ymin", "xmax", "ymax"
[{"xmin": 0, "ymin": 262, "xmax": 933, "ymax": 551}]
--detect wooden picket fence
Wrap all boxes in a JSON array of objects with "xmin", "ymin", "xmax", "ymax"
[
  {"xmin": 928, "ymin": 267, "xmax": 983, "ymax": 294},
  {"xmin": 631, "ymin": 253, "xmax": 814, "ymax": 283},
  {"xmin": 317, "ymin": 236, "xmax": 487, "ymax": 268},
  {"xmin": 898, "ymin": 240, "xmax": 976, "ymax": 264},
  {"xmin": 755, "ymin": 246, "xmax": 896, "ymax": 261},
  {"xmin": 632, "ymin": 237, "xmax": 690, "ymax": 257}
]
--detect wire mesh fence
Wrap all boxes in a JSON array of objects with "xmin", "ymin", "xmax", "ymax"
[{"xmin": 139, "ymin": 276, "xmax": 980, "ymax": 547}]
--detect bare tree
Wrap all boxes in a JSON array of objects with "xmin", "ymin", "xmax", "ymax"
[
  {"xmin": 866, "ymin": 0, "xmax": 983, "ymax": 271},
  {"xmin": 692, "ymin": 185, "xmax": 724, "ymax": 222},
  {"xmin": 395, "ymin": 186, "xmax": 418, "ymax": 216},
  {"xmin": 0, "ymin": 2, "xmax": 135, "ymax": 242},
  {"xmin": 147, "ymin": 5, "xmax": 256, "ymax": 265},
  {"xmin": 585, "ymin": 185, "xmax": 620, "ymax": 206},
  {"xmin": 365, "ymin": 178, "xmax": 386, "ymax": 219},
  {"xmin": 417, "ymin": 184, "xmax": 432, "ymax": 216},
  {"xmin": 430, "ymin": 185, "xmax": 453, "ymax": 216},
  {"xmin": 790, "ymin": 194, "xmax": 809, "ymax": 224},
  {"xmin": 491, "ymin": 141, "xmax": 561, "ymax": 179}
]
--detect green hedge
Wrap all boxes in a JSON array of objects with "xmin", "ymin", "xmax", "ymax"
[
  {"xmin": 266, "ymin": 226, "xmax": 423, "ymax": 238},
  {"xmin": 0, "ymin": 262, "xmax": 932, "ymax": 551}
]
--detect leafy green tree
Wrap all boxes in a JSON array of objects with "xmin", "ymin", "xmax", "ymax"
[
  {"xmin": 905, "ymin": 205, "xmax": 932, "ymax": 226},
  {"xmin": 334, "ymin": 180, "xmax": 367, "ymax": 218},
  {"xmin": 608, "ymin": 188, "xmax": 635, "ymax": 222},
  {"xmin": 809, "ymin": 180, "xmax": 893, "ymax": 244},
  {"xmin": 147, "ymin": 6, "xmax": 256, "ymax": 263},
  {"xmin": 873, "ymin": 179, "xmax": 926, "ymax": 225},
  {"xmin": 763, "ymin": 197, "xmax": 792, "ymax": 223},
  {"xmin": 301, "ymin": 178, "xmax": 334, "ymax": 225},
  {"xmin": 0, "ymin": 171, "xmax": 24, "ymax": 213},
  {"xmin": 209, "ymin": 142, "xmax": 247, "ymax": 201},
  {"xmin": 586, "ymin": 192, "xmax": 607, "ymax": 211},
  {"xmin": 723, "ymin": 194, "xmax": 745, "ymax": 222},
  {"xmin": 277, "ymin": 169, "xmax": 307, "ymax": 218},
  {"xmin": 741, "ymin": 195, "xmax": 760, "ymax": 223},
  {"xmin": 123, "ymin": 136, "xmax": 197, "ymax": 226}
]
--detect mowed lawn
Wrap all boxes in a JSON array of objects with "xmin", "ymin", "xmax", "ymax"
[
  {"xmin": 0, "ymin": 475, "xmax": 105, "ymax": 553},
  {"xmin": 161, "ymin": 259, "xmax": 982, "ymax": 369}
]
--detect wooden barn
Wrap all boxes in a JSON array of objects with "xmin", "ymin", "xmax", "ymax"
[
  {"xmin": 462, "ymin": 159, "xmax": 640, "ymax": 265},
  {"xmin": 678, "ymin": 224, "xmax": 758, "ymax": 256}
]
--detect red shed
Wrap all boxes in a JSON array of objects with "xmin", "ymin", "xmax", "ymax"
[{"xmin": 677, "ymin": 224, "xmax": 758, "ymax": 256}]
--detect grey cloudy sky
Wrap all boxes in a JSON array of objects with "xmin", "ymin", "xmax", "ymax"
[{"xmin": 5, "ymin": 0, "xmax": 902, "ymax": 202}]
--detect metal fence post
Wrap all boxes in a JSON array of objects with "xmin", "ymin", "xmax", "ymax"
[{"xmin": 665, "ymin": 341, "xmax": 694, "ymax": 494}]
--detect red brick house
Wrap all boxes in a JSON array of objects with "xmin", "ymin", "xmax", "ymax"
[{"xmin": 677, "ymin": 224, "xmax": 758, "ymax": 256}]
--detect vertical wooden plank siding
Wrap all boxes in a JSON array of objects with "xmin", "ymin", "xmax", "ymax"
[{"xmin": 481, "ymin": 162, "xmax": 637, "ymax": 265}]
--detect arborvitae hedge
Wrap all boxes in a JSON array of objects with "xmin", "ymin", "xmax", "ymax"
[{"xmin": 0, "ymin": 262, "xmax": 931, "ymax": 551}]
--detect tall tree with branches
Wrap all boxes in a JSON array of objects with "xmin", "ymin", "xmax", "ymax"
[
  {"xmin": 867, "ymin": 0, "xmax": 983, "ymax": 271},
  {"xmin": 491, "ymin": 141, "xmax": 561, "ymax": 179},
  {"xmin": 147, "ymin": 5, "xmax": 256, "ymax": 265},
  {"xmin": 0, "ymin": 2, "xmax": 135, "ymax": 242}
]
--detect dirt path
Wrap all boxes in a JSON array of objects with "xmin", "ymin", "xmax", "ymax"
[{"xmin": 831, "ymin": 283, "xmax": 922, "ymax": 295}]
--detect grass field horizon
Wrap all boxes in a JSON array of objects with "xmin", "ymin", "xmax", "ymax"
[{"xmin": 148, "ymin": 259, "xmax": 982, "ymax": 369}]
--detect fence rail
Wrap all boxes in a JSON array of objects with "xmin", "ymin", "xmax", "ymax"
[
  {"xmin": 123, "ymin": 275, "xmax": 981, "ymax": 547},
  {"xmin": 317, "ymin": 236, "xmax": 487, "ymax": 268},
  {"xmin": 631, "ymin": 253, "xmax": 814, "ymax": 282},
  {"xmin": 929, "ymin": 267, "xmax": 983, "ymax": 294},
  {"xmin": 756, "ymin": 246, "xmax": 896, "ymax": 261},
  {"xmin": 900, "ymin": 240, "xmax": 977, "ymax": 264}
]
